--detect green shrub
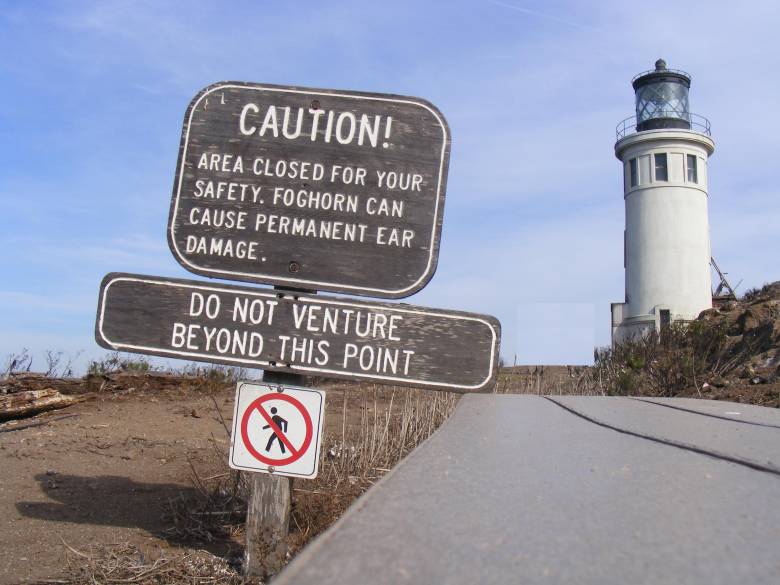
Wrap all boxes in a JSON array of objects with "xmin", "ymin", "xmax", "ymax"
[
  {"xmin": 87, "ymin": 352, "xmax": 152, "ymax": 375},
  {"xmin": 613, "ymin": 370, "xmax": 638, "ymax": 395}
]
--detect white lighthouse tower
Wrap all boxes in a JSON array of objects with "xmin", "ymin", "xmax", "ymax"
[{"xmin": 611, "ymin": 59, "xmax": 715, "ymax": 344}]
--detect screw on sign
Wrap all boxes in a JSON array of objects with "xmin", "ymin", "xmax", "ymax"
[{"xmin": 230, "ymin": 382, "xmax": 325, "ymax": 479}]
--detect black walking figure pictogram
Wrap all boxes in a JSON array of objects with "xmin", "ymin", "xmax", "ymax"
[{"xmin": 263, "ymin": 407, "xmax": 289, "ymax": 454}]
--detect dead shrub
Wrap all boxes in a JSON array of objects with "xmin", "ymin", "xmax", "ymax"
[{"xmin": 62, "ymin": 541, "xmax": 251, "ymax": 585}]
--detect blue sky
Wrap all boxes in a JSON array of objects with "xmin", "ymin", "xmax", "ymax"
[{"xmin": 1, "ymin": 0, "xmax": 779, "ymax": 372}]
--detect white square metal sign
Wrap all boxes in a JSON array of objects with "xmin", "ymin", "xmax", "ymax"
[{"xmin": 229, "ymin": 381, "xmax": 325, "ymax": 479}]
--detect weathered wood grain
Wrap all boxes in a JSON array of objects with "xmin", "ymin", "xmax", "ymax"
[
  {"xmin": 167, "ymin": 82, "xmax": 451, "ymax": 298},
  {"xmin": 242, "ymin": 370, "xmax": 298, "ymax": 577},
  {"xmin": 0, "ymin": 389, "xmax": 81, "ymax": 421},
  {"xmin": 243, "ymin": 472, "xmax": 291, "ymax": 577},
  {"xmin": 95, "ymin": 273, "xmax": 501, "ymax": 392}
]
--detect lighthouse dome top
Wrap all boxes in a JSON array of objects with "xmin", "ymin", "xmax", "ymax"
[{"xmin": 631, "ymin": 58, "xmax": 691, "ymax": 88}]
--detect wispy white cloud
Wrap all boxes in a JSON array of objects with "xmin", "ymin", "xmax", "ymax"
[{"xmin": 486, "ymin": 0, "xmax": 599, "ymax": 31}]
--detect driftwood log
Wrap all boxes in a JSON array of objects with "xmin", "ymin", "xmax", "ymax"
[{"xmin": 0, "ymin": 388, "xmax": 81, "ymax": 421}]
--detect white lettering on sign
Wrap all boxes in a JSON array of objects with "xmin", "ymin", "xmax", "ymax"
[
  {"xmin": 189, "ymin": 207, "xmax": 248, "ymax": 230},
  {"xmin": 182, "ymin": 150, "xmax": 423, "ymax": 251},
  {"xmin": 252, "ymin": 158, "xmax": 327, "ymax": 181},
  {"xmin": 168, "ymin": 290, "xmax": 418, "ymax": 377},
  {"xmin": 272, "ymin": 188, "xmax": 359, "ymax": 213},
  {"xmin": 253, "ymin": 214, "xmax": 369, "ymax": 243},
  {"xmin": 171, "ymin": 322, "xmax": 264, "ymax": 357},
  {"xmin": 375, "ymin": 170, "xmax": 423, "ymax": 191},
  {"xmin": 342, "ymin": 343, "xmax": 415, "ymax": 375},
  {"xmin": 185, "ymin": 236, "xmax": 260, "ymax": 260},
  {"xmin": 189, "ymin": 292, "xmax": 221, "ymax": 319},
  {"xmin": 197, "ymin": 152, "xmax": 244, "ymax": 173},
  {"xmin": 193, "ymin": 179, "xmax": 260, "ymax": 202},
  {"xmin": 366, "ymin": 197, "xmax": 404, "ymax": 217},
  {"xmin": 239, "ymin": 104, "xmax": 393, "ymax": 149},
  {"xmin": 289, "ymin": 304, "xmax": 402, "ymax": 339},
  {"xmin": 164, "ymin": 293, "xmax": 420, "ymax": 378},
  {"xmin": 329, "ymin": 165, "xmax": 367, "ymax": 185},
  {"xmin": 231, "ymin": 297, "xmax": 278, "ymax": 326},
  {"xmin": 376, "ymin": 227, "xmax": 415, "ymax": 247}
]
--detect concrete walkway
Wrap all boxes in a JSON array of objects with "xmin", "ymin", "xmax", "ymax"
[{"xmin": 276, "ymin": 395, "xmax": 780, "ymax": 585}]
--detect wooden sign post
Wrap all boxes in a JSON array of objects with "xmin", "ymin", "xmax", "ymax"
[
  {"xmin": 243, "ymin": 369, "xmax": 298, "ymax": 577},
  {"xmin": 95, "ymin": 81, "xmax": 501, "ymax": 578}
]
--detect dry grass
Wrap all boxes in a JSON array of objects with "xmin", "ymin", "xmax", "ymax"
[
  {"xmin": 60, "ymin": 542, "xmax": 251, "ymax": 585},
  {"xmin": 494, "ymin": 365, "xmax": 601, "ymax": 396},
  {"xmin": 319, "ymin": 384, "xmax": 458, "ymax": 485}
]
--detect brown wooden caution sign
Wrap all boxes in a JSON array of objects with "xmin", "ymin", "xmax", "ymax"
[
  {"xmin": 168, "ymin": 82, "xmax": 451, "ymax": 298},
  {"xmin": 95, "ymin": 273, "xmax": 500, "ymax": 392}
]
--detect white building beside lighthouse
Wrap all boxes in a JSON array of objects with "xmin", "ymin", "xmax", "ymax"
[{"xmin": 611, "ymin": 60, "xmax": 715, "ymax": 344}]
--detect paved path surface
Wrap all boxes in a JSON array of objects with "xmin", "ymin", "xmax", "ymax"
[
  {"xmin": 631, "ymin": 396, "xmax": 780, "ymax": 428},
  {"xmin": 548, "ymin": 396, "xmax": 779, "ymax": 473},
  {"xmin": 276, "ymin": 395, "xmax": 780, "ymax": 585}
]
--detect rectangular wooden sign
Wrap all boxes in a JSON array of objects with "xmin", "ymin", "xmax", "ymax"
[
  {"xmin": 95, "ymin": 274, "xmax": 500, "ymax": 392},
  {"xmin": 168, "ymin": 82, "xmax": 451, "ymax": 298}
]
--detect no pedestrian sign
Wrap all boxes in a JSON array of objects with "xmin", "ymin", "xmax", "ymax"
[{"xmin": 229, "ymin": 382, "xmax": 325, "ymax": 478}]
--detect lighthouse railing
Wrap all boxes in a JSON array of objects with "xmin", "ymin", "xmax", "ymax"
[
  {"xmin": 631, "ymin": 67, "xmax": 691, "ymax": 84},
  {"xmin": 616, "ymin": 113, "xmax": 711, "ymax": 140}
]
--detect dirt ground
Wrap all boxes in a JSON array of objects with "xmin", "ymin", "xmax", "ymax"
[{"xmin": 1, "ymin": 386, "xmax": 234, "ymax": 584}]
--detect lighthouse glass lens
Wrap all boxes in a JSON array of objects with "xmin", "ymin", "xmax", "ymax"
[{"xmin": 635, "ymin": 81, "xmax": 690, "ymax": 123}]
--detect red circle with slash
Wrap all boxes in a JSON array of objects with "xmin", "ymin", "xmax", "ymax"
[{"xmin": 240, "ymin": 393, "xmax": 313, "ymax": 466}]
